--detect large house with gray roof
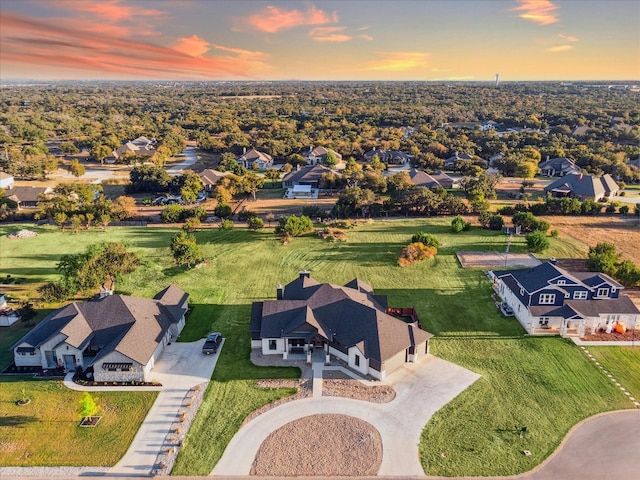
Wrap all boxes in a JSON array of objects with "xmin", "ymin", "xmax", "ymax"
[
  {"xmin": 11, "ymin": 285, "xmax": 188, "ymax": 381},
  {"xmin": 250, "ymin": 272, "xmax": 432, "ymax": 379},
  {"xmin": 544, "ymin": 173, "xmax": 619, "ymax": 202},
  {"xmin": 538, "ymin": 157, "xmax": 580, "ymax": 177},
  {"xmin": 490, "ymin": 261, "xmax": 638, "ymax": 337}
]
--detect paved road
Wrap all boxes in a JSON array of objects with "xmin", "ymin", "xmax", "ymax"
[
  {"xmin": 213, "ymin": 355, "xmax": 481, "ymax": 476},
  {"xmin": 167, "ymin": 146, "xmax": 198, "ymax": 176}
]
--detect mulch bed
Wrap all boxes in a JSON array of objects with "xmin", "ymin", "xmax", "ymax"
[{"xmin": 251, "ymin": 414, "xmax": 382, "ymax": 476}]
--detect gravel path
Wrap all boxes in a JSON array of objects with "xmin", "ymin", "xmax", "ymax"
[{"xmin": 250, "ymin": 414, "xmax": 382, "ymax": 476}]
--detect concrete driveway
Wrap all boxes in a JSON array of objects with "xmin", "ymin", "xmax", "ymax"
[
  {"xmin": 110, "ymin": 339, "xmax": 222, "ymax": 476},
  {"xmin": 212, "ymin": 355, "xmax": 481, "ymax": 476}
]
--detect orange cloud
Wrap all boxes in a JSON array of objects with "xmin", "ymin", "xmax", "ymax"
[
  {"xmin": 174, "ymin": 35, "xmax": 211, "ymax": 57},
  {"xmin": 0, "ymin": 12, "xmax": 270, "ymax": 80},
  {"xmin": 244, "ymin": 4, "xmax": 337, "ymax": 33},
  {"xmin": 547, "ymin": 45, "xmax": 573, "ymax": 53},
  {"xmin": 369, "ymin": 52, "xmax": 429, "ymax": 71},
  {"xmin": 513, "ymin": 0, "xmax": 559, "ymax": 25},
  {"xmin": 309, "ymin": 27, "xmax": 351, "ymax": 42}
]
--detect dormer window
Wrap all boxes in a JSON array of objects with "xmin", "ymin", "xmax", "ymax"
[
  {"xmin": 539, "ymin": 294, "xmax": 556, "ymax": 305},
  {"xmin": 597, "ymin": 288, "xmax": 609, "ymax": 298},
  {"xmin": 558, "ymin": 280, "xmax": 566, "ymax": 285},
  {"xmin": 573, "ymin": 291, "xmax": 588, "ymax": 300}
]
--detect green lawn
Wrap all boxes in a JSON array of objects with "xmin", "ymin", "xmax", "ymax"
[
  {"xmin": 0, "ymin": 218, "xmax": 622, "ymax": 475},
  {"xmin": 587, "ymin": 346, "xmax": 640, "ymax": 400},
  {"xmin": 420, "ymin": 337, "xmax": 631, "ymax": 476},
  {"xmin": 0, "ymin": 377, "xmax": 157, "ymax": 466}
]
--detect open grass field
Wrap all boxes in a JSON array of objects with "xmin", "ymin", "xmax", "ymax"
[
  {"xmin": 0, "ymin": 218, "xmax": 632, "ymax": 475},
  {"xmin": 420, "ymin": 337, "xmax": 632, "ymax": 476},
  {"xmin": 587, "ymin": 346, "xmax": 640, "ymax": 400},
  {"xmin": 0, "ymin": 377, "xmax": 157, "ymax": 466}
]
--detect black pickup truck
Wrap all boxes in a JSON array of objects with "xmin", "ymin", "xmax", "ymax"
[{"xmin": 202, "ymin": 332, "xmax": 222, "ymax": 354}]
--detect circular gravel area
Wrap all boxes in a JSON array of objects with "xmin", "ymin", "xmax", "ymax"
[{"xmin": 251, "ymin": 414, "xmax": 382, "ymax": 476}]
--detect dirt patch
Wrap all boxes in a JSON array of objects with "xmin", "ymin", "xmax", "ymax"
[
  {"xmin": 322, "ymin": 373, "xmax": 395, "ymax": 403},
  {"xmin": 456, "ymin": 251, "xmax": 541, "ymax": 269},
  {"xmin": 251, "ymin": 414, "xmax": 382, "ymax": 476},
  {"xmin": 543, "ymin": 215, "xmax": 640, "ymax": 262}
]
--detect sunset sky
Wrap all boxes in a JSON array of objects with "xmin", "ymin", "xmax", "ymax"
[{"xmin": 1, "ymin": 0, "xmax": 638, "ymax": 82}]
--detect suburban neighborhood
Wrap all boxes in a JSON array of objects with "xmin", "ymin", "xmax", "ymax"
[{"xmin": 0, "ymin": 78, "xmax": 639, "ymax": 480}]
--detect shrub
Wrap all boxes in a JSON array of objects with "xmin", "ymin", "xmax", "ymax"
[
  {"xmin": 318, "ymin": 227, "xmax": 346, "ymax": 241},
  {"xmin": 619, "ymin": 205, "xmax": 629, "ymax": 215},
  {"xmin": 214, "ymin": 202, "xmax": 232, "ymax": 219},
  {"xmin": 550, "ymin": 229, "xmax": 559, "ymax": 238},
  {"xmin": 161, "ymin": 204, "xmax": 184, "ymax": 223},
  {"xmin": 247, "ymin": 216, "xmax": 264, "ymax": 230},
  {"xmin": 219, "ymin": 219, "xmax": 234, "ymax": 230},
  {"xmin": 237, "ymin": 209, "xmax": 257, "ymax": 221},
  {"xmin": 525, "ymin": 230, "xmax": 550, "ymax": 253},
  {"xmin": 488, "ymin": 214, "xmax": 504, "ymax": 231},
  {"xmin": 398, "ymin": 242, "xmax": 437, "ymax": 266},
  {"xmin": 37, "ymin": 282, "xmax": 69, "ymax": 302},
  {"xmin": 411, "ymin": 232, "xmax": 440, "ymax": 249},
  {"xmin": 275, "ymin": 215, "xmax": 314, "ymax": 237},
  {"xmin": 451, "ymin": 215, "xmax": 471, "ymax": 233},
  {"xmin": 302, "ymin": 205, "xmax": 326, "ymax": 219},
  {"xmin": 182, "ymin": 217, "xmax": 201, "ymax": 232}
]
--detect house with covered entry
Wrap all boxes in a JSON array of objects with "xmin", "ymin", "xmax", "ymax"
[
  {"xmin": 303, "ymin": 146, "xmax": 343, "ymax": 167},
  {"xmin": 250, "ymin": 271, "xmax": 433, "ymax": 380},
  {"xmin": 237, "ymin": 149, "xmax": 273, "ymax": 170},
  {"xmin": 538, "ymin": 157, "xmax": 580, "ymax": 177},
  {"xmin": 11, "ymin": 285, "xmax": 188, "ymax": 381},
  {"xmin": 544, "ymin": 173, "xmax": 619, "ymax": 201},
  {"xmin": 490, "ymin": 261, "xmax": 639, "ymax": 337}
]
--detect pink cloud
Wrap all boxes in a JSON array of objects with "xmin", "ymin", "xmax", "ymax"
[
  {"xmin": 173, "ymin": 35, "xmax": 211, "ymax": 57},
  {"xmin": 52, "ymin": 0, "xmax": 164, "ymax": 21},
  {"xmin": 0, "ymin": 12, "xmax": 271, "ymax": 80},
  {"xmin": 244, "ymin": 4, "xmax": 337, "ymax": 33},
  {"xmin": 309, "ymin": 27, "xmax": 351, "ymax": 43},
  {"xmin": 359, "ymin": 34, "xmax": 374, "ymax": 41},
  {"xmin": 513, "ymin": 0, "xmax": 559, "ymax": 25}
]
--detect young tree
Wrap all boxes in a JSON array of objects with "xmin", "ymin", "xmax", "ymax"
[
  {"xmin": 451, "ymin": 215, "xmax": 470, "ymax": 233},
  {"xmin": 170, "ymin": 231, "xmax": 203, "ymax": 268},
  {"xmin": 586, "ymin": 242, "xmax": 620, "ymax": 276},
  {"xmin": 264, "ymin": 168, "xmax": 281, "ymax": 187},
  {"xmin": 323, "ymin": 150, "xmax": 339, "ymax": 169},
  {"xmin": 79, "ymin": 392, "xmax": 98, "ymax": 418},
  {"xmin": 242, "ymin": 172, "xmax": 264, "ymax": 201},
  {"xmin": 214, "ymin": 202, "xmax": 232, "ymax": 218},
  {"xmin": 69, "ymin": 159, "xmax": 85, "ymax": 180},
  {"xmin": 526, "ymin": 230, "xmax": 550, "ymax": 253},
  {"xmin": 91, "ymin": 144, "xmax": 112, "ymax": 165}
]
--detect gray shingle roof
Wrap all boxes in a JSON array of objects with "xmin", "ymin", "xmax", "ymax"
[
  {"xmin": 12, "ymin": 286, "xmax": 188, "ymax": 367},
  {"xmin": 544, "ymin": 173, "xmax": 618, "ymax": 199},
  {"xmin": 252, "ymin": 275, "xmax": 432, "ymax": 363}
]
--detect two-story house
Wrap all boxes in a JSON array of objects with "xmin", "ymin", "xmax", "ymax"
[{"xmin": 490, "ymin": 261, "xmax": 639, "ymax": 337}]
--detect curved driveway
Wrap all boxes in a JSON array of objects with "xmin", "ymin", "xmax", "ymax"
[{"xmin": 213, "ymin": 355, "xmax": 481, "ymax": 476}]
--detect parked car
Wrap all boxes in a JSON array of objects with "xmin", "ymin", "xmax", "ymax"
[
  {"xmin": 202, "ymin": 332, "xmax": 222, "ymax": 354},
  {"xmin": 501, "ymin": 302, "xmax": 514, "ymax": 316}
]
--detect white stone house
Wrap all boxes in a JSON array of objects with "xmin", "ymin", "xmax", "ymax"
[{"xmin": 11, "ymin": 285, "xmax": 188, "ymax": 381}]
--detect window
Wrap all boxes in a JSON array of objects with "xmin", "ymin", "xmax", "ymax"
[
  {"xmin": 539, "ymin": 294, "xmax": 556, "ymax": 305},
  {"xmin": 557, "ymin": 280, "xmax": 566, "ymax": 285},
  {"xmin": 539, "ymin": 318, "xmax": 549, "ymax": 327},
  {"xmin": 354, "ymin": 354, "xmax": 360, "ymax": 367},
  {"xmin": 573, "ymin": 291, "xmax": 588, "ymax": 300},
  {"xmin": 597, "ymin": 288, "xmax": 609, "ymax": 297},
  {"xmin": 102, "ymin": 363, "xmax": 132, "ymax": 372},
  {"xmin": 268, "ymin": 340, "xmax": 277, "ymax": 351},
  {"xmin": 520, "ymin": 288, "xmax": 525, "ymax": 296}
]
